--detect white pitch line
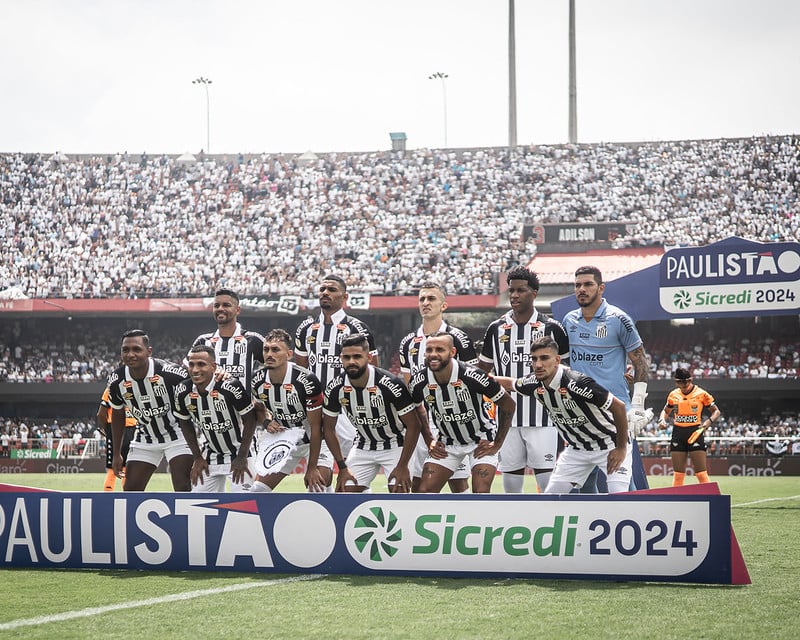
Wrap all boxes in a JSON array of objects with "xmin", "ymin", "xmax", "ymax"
[
  {"xmin": 733, "ymin": 494, "xmax": 800, "ymax": 508},
  {"xmin": 0, "ymin": 573, "xmax": 326, "ymax": 631}
]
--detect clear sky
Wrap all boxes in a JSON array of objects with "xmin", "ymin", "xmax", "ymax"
[{"xmin": 1, "ymin": 0, "xmax": 797, "ymax": 155}]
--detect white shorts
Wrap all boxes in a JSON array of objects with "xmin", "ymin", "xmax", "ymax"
[
  {"xmin": 345, "ymin": 447, "xmax": 403, "ymax": 489},
  {"xmin": 336, "ymin": 414, "xmax": 356, "ymax": 458},
  {"xmin": 498, "ymin": 426, "xmax": 558, "ymax": 472},
  {"xmin": 127, "ymin": 439, "xmax": 192, "ymax": 467},
  {"xmin": 411, "ymin": 427, "xmax": 469, "ymax": 480},
  {"xmin": 424, "ymin": 442, "xmax": 500, "ymax": 474},
  {"xmin": 191, "ymin": 459, "xmax": 256, "ymax": 493},
  {"xmin": 545, "ymin": 445, "xmax": 633, "ymax": 494},
  {"xmin": 278, "ymin": 440, "xmax": 334, "ymax": 475}
]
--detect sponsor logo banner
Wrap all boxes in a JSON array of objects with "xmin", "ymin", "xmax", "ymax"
[
  {"xmin": 0, "ymin": 492, "xmax": 738, "ymax": 584},
  {"xmin": 10, "ymin": 449, "xmax": 58, "ymax": 460},
  {"xmin": 659, "ymin": 240, "xmax": 800, "ymax": 315}
]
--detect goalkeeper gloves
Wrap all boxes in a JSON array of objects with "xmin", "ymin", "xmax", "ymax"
[{"xmin": 627, "ymin": 382, "xmax": 653, "ymax": 437}]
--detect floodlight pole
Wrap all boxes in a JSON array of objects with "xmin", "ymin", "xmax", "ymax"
[
  {"xmin": 192, "ymin": 76, "xmax": 213, "ymax": 153},
  {"xmin": 428, "ymin": 71, "xmax": 449, "ymax": 148}
]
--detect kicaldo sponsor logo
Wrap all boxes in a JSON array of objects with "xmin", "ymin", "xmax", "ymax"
[{"xmin": 344, "ymin": 500, "xmax": 711, "ymax": 576}]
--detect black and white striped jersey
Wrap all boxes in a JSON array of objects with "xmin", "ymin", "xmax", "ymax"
[
  {"xmin": 398, "ymin": 320, "xmax": 478, "ymax": 377},
  {"xmin": 190, "ymin": 323, "xmax": 265, "ymax": 390},
  {"xmin": 294, "ymin": 308, "xmax": 377, "ymax": 389},
  {"xmin": 251, "ymin": 362, "xmax": 323, "ymax": 445},
  {"xmin": 323, "ymin": 365, "xmax": 416, "ymax": 451},
  {"xmin": 174, "ymin": 377, "xmax": 255, "ymax": 465},
  {"xmin": 480, "ymin": 310, "xmax": 569, "ymax": 428},
  {"xmin": 107, "ymin": 359, "xmax": 187, "ymax": 445},
  {"xmin": 515, "ymin": 365, "xmax": 619, "ymax": 451},
  {"xmin": 409, "ymin": 361, "xmax": 505, "ymax": 446}
]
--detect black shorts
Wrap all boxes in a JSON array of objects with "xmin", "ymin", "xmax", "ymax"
[
  {"xmin": 104, "ymin": 424, "xmax": 135, "ymax": 468},
  {"xmin": 670, "ymin": 426, "xmax": 706, "ymax": 453}
]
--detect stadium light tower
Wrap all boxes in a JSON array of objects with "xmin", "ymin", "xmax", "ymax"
[
  {"xmin": 428, "ymin": 71, "xmax": 449, "ymax": 148},
  {"xmin": 192, "ymin": 76, "xmax": 213, "ymax": 153},
  {"xmin": 568, "ymin": 0, "xmax": 577, "ymax": 143}
]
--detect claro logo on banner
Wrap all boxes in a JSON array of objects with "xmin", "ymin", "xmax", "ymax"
[
  {"xmin": 659, "ymin": 240, "xmax": 800, "ymax": 314},
  {"xmin": 0, "ymin": 492, "xmax": 741, "ymax": 584}
]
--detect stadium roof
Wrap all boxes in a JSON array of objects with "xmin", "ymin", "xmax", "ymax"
[{"xmin": 526, "ymin": 248, "xmax": 665, "ymax": 285}]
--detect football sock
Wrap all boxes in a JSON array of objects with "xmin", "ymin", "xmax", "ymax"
[
  {"xmin": 696, "ymin": 471, "xmax": 710, "ymax": 483},
  {"xmin": 672, "ymin": 471, "xmax": 685, "ymax": 486},
  {"xmin": 502, "ymin": 474, "xmax": 525, "ymax": 493},
  {"xmin": 103, "ymin": 469, "xmax": 116, "ymax": 491},
  {"xmin": 250, "ymin": 481, "xmax": 272, "ymax": 493},
  {"xmin": 534, "ymin": 471, "xmax": 552, "ymax": 493}
]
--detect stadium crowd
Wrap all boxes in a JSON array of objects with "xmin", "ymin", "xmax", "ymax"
[
  {"xmin": 1, "ymin": 317, "xmax": 797, "ymax": 383},
  {"xmin": 1, "ymin": 135, "xmax": 797, "ymax": 299}
]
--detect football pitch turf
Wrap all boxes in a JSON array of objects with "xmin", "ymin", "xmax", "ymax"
[{"xmin": 0, "ymin": 474, "xmax": 797, "ymax": 640}]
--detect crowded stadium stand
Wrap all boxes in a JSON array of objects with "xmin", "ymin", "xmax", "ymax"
[{"xmin": 1, "ymin": 135, "xmax": 798, "ymax": 461}]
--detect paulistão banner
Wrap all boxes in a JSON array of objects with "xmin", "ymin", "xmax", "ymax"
[{"xmin": 0, "ymin": 486, "xmax": 749, "ymax": 584}]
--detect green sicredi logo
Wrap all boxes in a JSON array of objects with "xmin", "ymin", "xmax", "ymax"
[
  {"xmin": 412, "ymin": 514, "xmax": 579, "ymax": 557},
  {"xmin": 353, "ymin": 506, "xmax": 402, "ymax": 561}
]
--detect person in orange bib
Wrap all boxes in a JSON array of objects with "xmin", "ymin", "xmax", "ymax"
[
  {"xmin": 657, "ymin": 368, "xmax": 721, "ymax": 486},
  {"xmin": 97, "ymin": 386, "xmax": 137, "ymax": 491}
]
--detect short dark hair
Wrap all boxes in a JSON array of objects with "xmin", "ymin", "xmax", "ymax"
[
  {"xmin": 215, "ymin": 288, "xmax": 240, "ymax": 303},
  {"xmin": 673, "ymin": 367, "xmax": 692, "ymax": 380},
  {"xmin": 575, "ymin": 265, "xmax": 603, "ymax": 285},
  {"xmin": 530, "ymin": 336, "xmax": 559, "ymax": 353},
  {"xmin": 341, "ymin": 333, "xmax": 369, "ymax": 350},
  {"xmin": 189, "ymin": 345, "xmax": 216, "ymax": 360},
  {"xmin": 418, "ymin": 282, "xmax": 447, "ymax": 298},
  {"xmin": 122, "ymin": 329, "xmax": 149, "ymax": 347},
  {"xmin": 264, "ymin": 328, "xmax": 293, "ymax": 348},
  {"xmin": 506, "ymin": 266, "xmax": 540, "ymax": 291},
  {"xmin": 321, "ymin": 275, "xmax": 347, "ymax": 291}
]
